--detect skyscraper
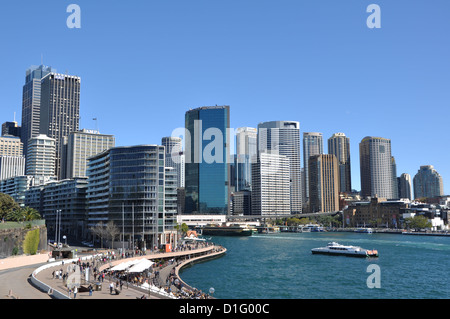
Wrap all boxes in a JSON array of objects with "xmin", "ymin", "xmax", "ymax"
[
  {"xmin": 308, "ymin": 154, "xmax": 339, "ymax": 213},
  {"xmin": 251, "ymin": 152, "xmax": 291, "ymax": 216},
  {"xmin": 413, "ymin": 165, "xmax": 444, "ymax": 199},
  {"xmin": 398, "ymin": 173, "xmax": 412, "ymax": 200},
  {"xmin": 184, "ymin": 105, "xmax": 230, "ymax": 215},
  {"xmin": 258, "ymin": 121, "xmax": 301, "ymax": 214},
  {"xmin": 21, "ymin": 65, "xmax": 54, "ymax": 156},
  {"xmin": 39, "ymin": 71, "xmax": 81, "ymax": 179},
  {"xmin": 359, "ymin": 136, "xmax": 396, "ymax": 199},
  {"xmin": 26, "ymin": 134, "xmax": 56, "ymax": 184},
  {"xmin": 65, "ymin": 129, "xmax": 115, "ymax": 179},
  {"xmin": 303, "ymin": 132, "xmax": 323, "ymax": 205},
  {"xmin": 327, "ymin": 132, "xmax": 351, "ymax": 194},
  {"xmin": 162, "ymin": 136, "xmax": 185, "ymax": 188},
  {"xmin": 235, "ymin": 127, "xmax": 257, "ymax": 191}
]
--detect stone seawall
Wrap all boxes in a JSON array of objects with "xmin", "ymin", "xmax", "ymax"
[{"xmin": 0, "ymin": 225, "xmax": 48, "ymax": 259}]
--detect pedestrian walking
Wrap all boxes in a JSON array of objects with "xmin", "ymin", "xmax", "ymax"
[{"xmin": 73, "ymin": 286, "xmax": 78, "ymax": 299}]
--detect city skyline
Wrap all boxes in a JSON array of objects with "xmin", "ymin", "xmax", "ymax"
[{"xmin": 0, "ymin": 1, "xmax": 449, "ymax": 194}]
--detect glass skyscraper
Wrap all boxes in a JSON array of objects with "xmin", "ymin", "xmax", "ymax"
[
  {"xmin": 184, "ymin": 105, "xmax": 230, "ymax": 215},
  {"xmin": 413, "ymin": 165, "xmax": 444, "ymax": 199}
]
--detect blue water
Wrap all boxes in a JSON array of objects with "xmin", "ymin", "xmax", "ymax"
[{"xmin": 180, "ymin": 232, "xmax": 450, "ymax": 299}]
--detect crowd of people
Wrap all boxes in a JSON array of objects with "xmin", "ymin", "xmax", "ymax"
[{"xmin": 50, "ymin": 240, "xmax": 225, "ymax": 299}]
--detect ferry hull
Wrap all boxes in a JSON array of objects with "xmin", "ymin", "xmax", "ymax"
[{"xmin": 311, "ymin": 250, "xmax": 371, "ymax": 258}]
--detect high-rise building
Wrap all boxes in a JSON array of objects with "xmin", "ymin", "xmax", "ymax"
[
  {"xmin": 258, "ymin": 121, "xmax": 301, "ymax": 214},
  {"xmin": 251, "ymin": 152, "xmax": 291, "ymax": 216},
  {"xmin": 303, "ymin": 132, "xmax": 323, "ymax": 205},
  {"xmin": 21, "ymin": 65, "xmax": 55, "ymax": 156},
  {"xmin": 413, "ymin": 165, "xmax": 444, "ymax": 199},
  {"xmin": 398, "ymin": 173, "xmax": 412, "ymax": 200},
  {"xmin": 327, "ymin": 133, "xmax": 351, "ymax": 194},
  {"xmin": 1, "ymin": 121, "xmax": 21, "ymax": 138},
  {"xmin": 162, "ymin": 136, "xmax": 185, "ymax": 188},
  {"xmin": 308, "ymin": 154, "xmax": 339, "ymax": 213},
  {"xmin": 26, "ymin": 134, "xmax": 56, "ymax": 183},
  {"xmin": 184, "ymin": 106, "xmax": 230, "ymax": 215},
  {"xmin": 0, "ymin": 156, "xmax": 25, "ymax": 181},
  {"xmin": 87, "ymin": 145, "xmax": 177, "ymax": 249},
  {"xmin": 39, "ymin": 72, "xmax": 81, "ymax": 179},
  {"xmin": 391, "ymin": 156, "xmax": 399, "ymax": 199},
  {"xmin": 65, "ymin": 129, "xmax": 115, "ymax": 179},
  {"xmin": 359, "ymin": 136, "xmax": 396, "ymax": 199},
  {"xmin": 235, "ymin": 127, "xmax": 257, "ymax": 191},
  {"xmin": 0, "ymin": 136, "xmax": 23, "ymax": 157}
]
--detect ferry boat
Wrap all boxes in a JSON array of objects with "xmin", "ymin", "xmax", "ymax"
[
  {"xmin": 311, "ymin": 242, "xmax": 379, "ymax": 257},
  {"xmin": 355, "ymin": 227, "xmax": 373, "ymax": 234},
  {"xmin": 202, "ymin": 223, "xmax": 253, "ymax": 236}
]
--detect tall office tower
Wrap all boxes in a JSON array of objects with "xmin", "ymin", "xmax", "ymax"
[
  {"xmin": 165, "ymin": 167, "xmax": 178, "ymax": 213},
  {"xmin": 162, "ymin": 136, "xmax": 185, "ymax": 188},
  {"xmin": 65, "ymin": 129, "xmax": 115, "ymax": 179},
  {"xmin": 308, "ymin": 154, "xmax": 339, "ymax": 213},
  {"xmin": 39, "ymin": 72, "xmax": 81, "ymax": 179},
  {"xmin": 26, "ymin": 134, "xmax": 56, "ymax": 184},
  {"xmin": 235, "ymin": 127, "xmax": 257, "ymax": 191},
  {"xmin": 1, "ymin": 121, "xmax": 21, "ymax": 138},
  {"xmin": 303, "ymin": 132, "xmax": 323, "ymax": 205},
  {"xmin": 413, "ymin": 165, "xmax": 444, "ymax": 199},
  {"xmin": 391, "ymin": 156, "xmax": 399, "ymax": 198},
  {"xmin": 184, "ymin": 106, "xmax": 230, "ymax": 215},
  {"xmin": 251, "ymin": 152, "xmax": 291, "ymax": 216},
  {"xmin": 0, "ymin": 136, "xmax": 23, "ymax": 157},
  {"xmin": 258, "ymin": 121, "xmax": 301, "ymax": 214},
  {"xmin": 398, "ymin": 173, "xmax": 412, "ymax": 200},
  {"xmin": 359, "ymin": 136, "xmax": 396, "ymax": 199},
  {"xmin": 21, "ymin": 65, "xmax": 55, "ymax": 157},
  {"xmin": 87, "ymin": 145, "xmax": 177, "ymax": 249},
  {"xmin": 327, "ymin": 133, "xmax": 351, "ymax": 194}
]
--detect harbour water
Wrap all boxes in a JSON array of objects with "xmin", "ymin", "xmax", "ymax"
[{"xmin": 180, "ymin": 232, "xmax": 450, "ymax": 299}]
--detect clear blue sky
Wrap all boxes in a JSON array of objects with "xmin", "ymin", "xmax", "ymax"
[{"xmin": 0, "ymin": 0, "xmax": 449, "ymax": 194}]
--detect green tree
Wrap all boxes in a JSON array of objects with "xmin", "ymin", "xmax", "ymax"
[
  {"xmin": 21, "ymin": 207, "xmax": 41, "ymax": 221},
  {"xmin": 405, "ymin": 215, "xmax": 432, "ymax": 230},
  {"xmin": 0, "ymin": 193, "xmax": 20, "ymax": 220}
]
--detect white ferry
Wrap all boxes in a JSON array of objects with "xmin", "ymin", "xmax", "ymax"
[
  {"xmin": 311, "ymin": 242, "xmax": 378, "ymax": 258},
  {"xmin": 355, "ymin": 227, "xmax": 373, "ymax": 233}
]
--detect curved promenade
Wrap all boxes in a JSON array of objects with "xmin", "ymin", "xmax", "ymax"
[{"xmin": 31, "ymin": 244, "xmax": 226, "ymax": 299}]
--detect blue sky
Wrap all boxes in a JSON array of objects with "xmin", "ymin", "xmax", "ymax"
[{"xmin": 0, "ymin": 0, "xmax": 449, "ymax": 194}]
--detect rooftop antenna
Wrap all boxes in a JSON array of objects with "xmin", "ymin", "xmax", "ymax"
[
  {"xmin": 93, "ymin": 117, "xmax": 98, "ymax": 132},
  {"xmin": 41, "ymin": 53, "xmax": 43, "ymax": 66},
  {"xmin": 13, "ymin": 112, "xmax": 16, "ymax": 122}
]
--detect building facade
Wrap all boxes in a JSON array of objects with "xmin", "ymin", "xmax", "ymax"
[
  {"xmin": 308, "ymin": 154, "xmax": 339, "ymax": 213},
  {"xmin": 359, "ymin": 136, "xmax": 396, "ymax": 199},
  {"xmin": 26, "ymin": 134, "xmax": 56, "ymax": 183},
  {"xmin": 184, "ymin": 106, "xmax": 230, "ymax": 215},
  {"xmin": 65, "ymin": 129, "xmax": 115, "ymax": 179},
  {"xmin": 87, "ymin": 145, "xmax": 176, "ymax": 249},
  {"xmin": 0, "ymin": 156, "xmax": 26, "ymax": 181},
  {"xmin": 413, "ymin": 165, "xmax": 444, "ymax": 199},
  {"xmin": 39, "ymin": 72, "xmax": 81, "ymax": 179},
  {"xmin": 327, "ymin": 132, "xmax": 351, "ymax": 194},
  {"xmin": 0, "ymin": 136, "xmax": 23, "ymax": 157},
  {"xmin": 162, "ymin": 136, "xmax": 185, "ymax": 188},
  {"xmin": 21, "ymin": 65, "xmax": 55, "ymax": 157},
  {"xmin": 258, "ymin": 121, "xmax": 301, "ymax": 214},
  {"xmin": 235, "ymin": 127, "xmax": 257, "ymax": 192},
  {"xmin": 398, "ymin": 173, "xmax": 412, "ymax": 200},
  {"xmin": 251, "ymin": 152, "xmax": 291, "ymax": 216},
  {"xmin": 302, "ymin": 132, "xmax": 323, "ymax": 206}
]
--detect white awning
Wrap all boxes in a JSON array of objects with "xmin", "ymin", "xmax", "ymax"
[
  {"xmin": 127, "ymin": 259, "xmax": 154, "ymax": 273},
  {"xmin": 110, "ymin": 259, "xmax": 142, "ymax": 271}
]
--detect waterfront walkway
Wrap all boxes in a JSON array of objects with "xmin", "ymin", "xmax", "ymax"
[{"xmin": 32, "ymin": 244, "xmax": 226, "ymax": 299}]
